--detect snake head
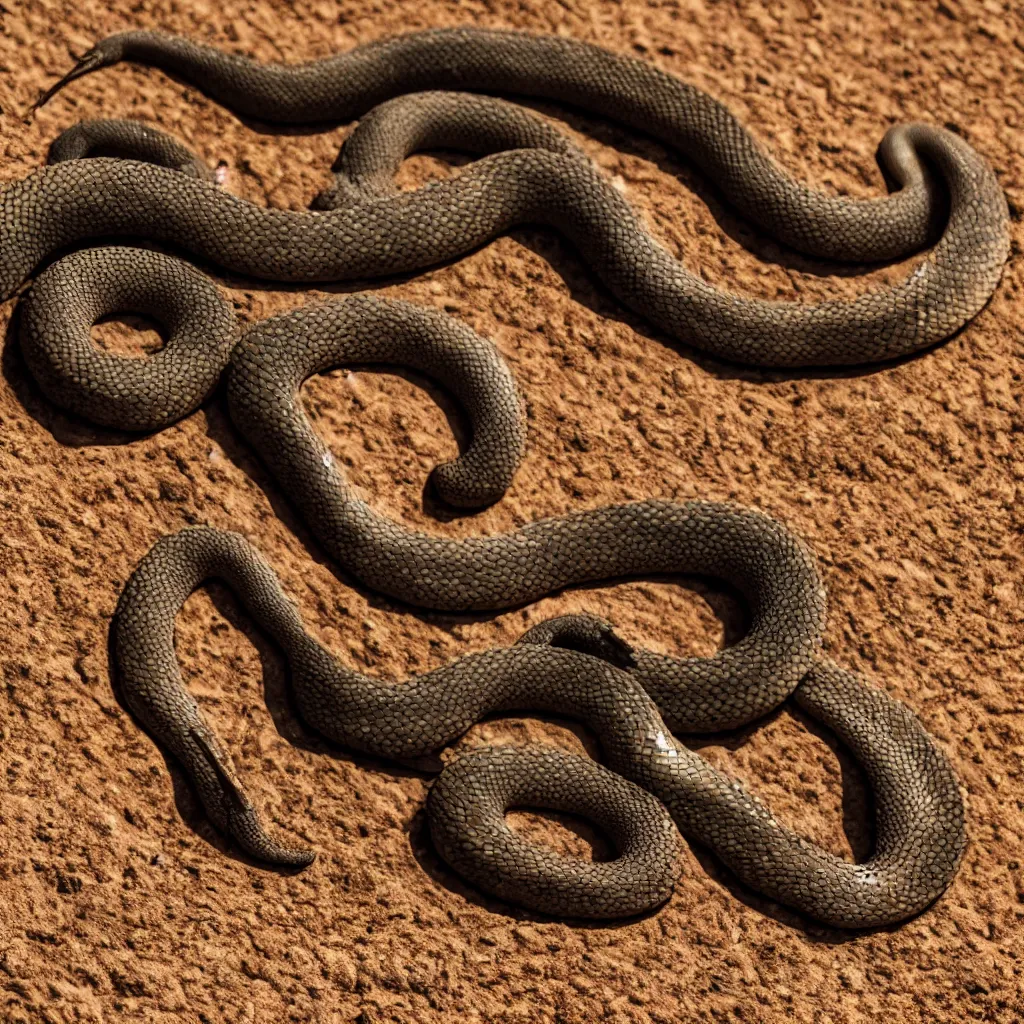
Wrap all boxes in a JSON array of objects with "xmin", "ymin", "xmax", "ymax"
[
  {"xmin": 309, "ymin": 174, "xmax": 370, "ymax": 212},
  {"xmin": 517, "ymin": 613, "xmax": 637, "ymax": 671},
  {"xmin": 28, "ymin": 37, "xmax": 128, "ymax": 117}
]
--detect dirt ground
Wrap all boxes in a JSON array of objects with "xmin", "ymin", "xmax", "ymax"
[{"xmin": 0, "ymin": 0, "xmax": 1022, "ymax": 1021}]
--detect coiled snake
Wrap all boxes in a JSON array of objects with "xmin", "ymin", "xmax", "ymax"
[
  {"xmin": 22, "ymin": 244, "xmax": 966, "ymax": 927},
  {"xmin": 112, "ymin": 525, "xmax": 964, "ymax": 928},
  {"xmin": 7, "ymin": 27, "xmax": 1010, "ymax": 365},
  {"xmin": 9, "ymin": 26, "xmax": 991, "ymax": 925}
]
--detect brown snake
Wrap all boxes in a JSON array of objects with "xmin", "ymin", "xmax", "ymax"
[
  {"xmin": 5, "ymin": 26, "xmax": 1009, "ymax": 365},
  {"xmin": 8, "ymin": 27, "xmax": 985, "ymax": 924}
]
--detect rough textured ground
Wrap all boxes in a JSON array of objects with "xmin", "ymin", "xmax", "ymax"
[{"xmin": 0, "ymin": 1, "xmax": 1022, "ymax": 1021}]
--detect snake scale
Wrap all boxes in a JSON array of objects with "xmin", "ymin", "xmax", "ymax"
[
  {"xmin": 7, "ymin": 27, "xmax": 1010, "ymax": 365},
  {"xmin": 8, "ymin": 25, "xmax": 995, "ymax": 925}
]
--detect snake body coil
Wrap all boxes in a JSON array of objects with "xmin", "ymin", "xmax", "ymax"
[
  {"xmin": 11, "ymin": 27, "xmax": 983, "ymax": 928},
  {"xmin": 22, "ymin": 246, "xmax": 967, "ymax": 926},
  {"xmin": 6, "ymin": 27, "xmax": 1009, "ymax": 366},
  {"xmin": 22, "ymin": 246, "xmax": 826, "ymax": 733},
  {"xmin": 113, "ymin": 526, "xmax": 965, "ymax": 927}
]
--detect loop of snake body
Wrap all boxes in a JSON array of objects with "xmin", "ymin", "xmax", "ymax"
[
  {"xmin": 114, "ymin": 525, "xmax": 965, "ymax": 928},
  {"xmin": 4, "ymin": 27, "xmax": 1009, "ymax": 366},
  {"xmin": 22, "ymin": 246, "xmax": 825, "ymax": 733},
  {"xmin": 23, "ymin": 246, "xmax": 966, "ymax": 927}
]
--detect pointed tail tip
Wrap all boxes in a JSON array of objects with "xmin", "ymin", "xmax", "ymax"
[
  {"xmin": 282, "ymin": 846, "xmax": 317, "ymax": 869},
  {"xmin": 231, "ymin": 805, "xmax": 318, "ymax": 870},
  {"xmin": 258, "ymin": 840, "xmax": 317, "ymax": 869}
]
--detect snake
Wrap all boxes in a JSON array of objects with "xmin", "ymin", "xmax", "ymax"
[
  {"xmin": 19, "ymin": 244, "xmax": 967, "ymax": 926},
  {"xmin": 45, "ymin": 117, "xmax": 216, "ymax": 182},
  {"xmin": 2, "ymin": 26, "xmax": 1008, "ymax": 367},
  {"xmin": 10, "ymin": 28, "xmax": 982, "ymax": 924},
  {"xmin": 23, "ymin": 245, "xmax": 826, "ymax": 727},
  {"xmin": 113, "ymin": 524, "xmax": 965, "ymax": 927}
]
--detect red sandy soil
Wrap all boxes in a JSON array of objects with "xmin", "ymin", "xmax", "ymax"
[{"xmin": 0, "ymin": 1, "xmax": 1022, "ymax": 1021}]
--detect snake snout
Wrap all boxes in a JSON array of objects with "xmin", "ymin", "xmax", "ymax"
[
  {"xmin": 190, "ymin": 722, "xmax": 317, "ymax": 869},
  {"xmin": 226, "ymin": 803, "xmax": 318, "ymax": 870},
  {"xmin": 518, "ymin": 614, "xmax": 638, "ymax": 671}
]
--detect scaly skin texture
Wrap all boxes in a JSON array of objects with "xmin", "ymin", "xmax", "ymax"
[
  {"xmin": 112, "ymin": 527, "xmax": 966, "ymax": 928},
  {"xmin": 19, "ymin": 247, "xmax": 527, "ymax": 507},
  {"xmin": 47, "ymin": 118, "xmax": 216, "ymax": 181},
  {"xmin": 20, "ymin": 247, "xmax": 238, "ymax": 431},
  {"xmin": 21, "ymin": 247, "xmax": 826, "ymax": 733},
  {"xmin": 10, "ymin": 26, "xmax": 1010, "ymax": 365},
  {"xmin": 17, "ymin": 31, "xmax": 980, "ymax": 924},
  {"xmin": 24, "ymin": 246, "xmax": 965, "ymax": 923}
]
